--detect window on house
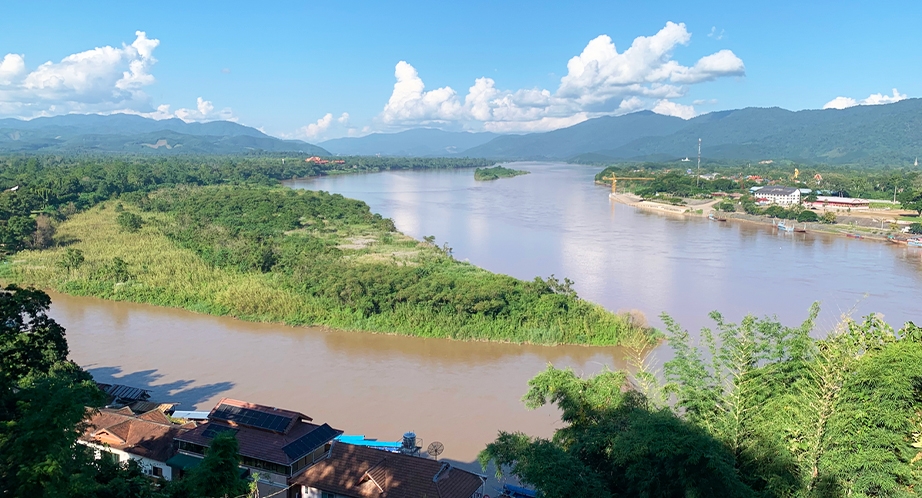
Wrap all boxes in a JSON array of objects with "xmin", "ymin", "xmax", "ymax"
[
  {"xmin": 152, "ymin": 466, "xmax": 163, "ymax": 478},
  {"xmin": 321, "ymin": 492, "xmax": 337, "ymax": 498}
]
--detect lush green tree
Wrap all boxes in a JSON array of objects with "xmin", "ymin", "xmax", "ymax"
[
  {"xmin": 0, "ymin": 285, "xmax": 107, "ymax": 497},
  {"xmin": 480, "ymin": 367, "xmax": 755, "ymax": 498},
  {"xmin": 898, "ymin": 189, "xmax": 922, "ymax": 215},
  {"xmin": 181, "ymin": 432, "xmax": 249, "ymax": 498},
  {"xmin": 796, "ymin": 210, "xmax": 819, "ymax": 222},
  {"xmin": 716, "ymin": 200, "xmax": 737, "ymax": 212},
  {"xmin": 57, "ymin": 248, "xmax": 85, "ymax": 272},
  {"xmin": 116, "ymin": 211, "xmax": 144, "ymax": 232},
  {"xmin": 820, "ymin": 211, "xmax": 837, "ymax": 224},
  {"xmin": 908, "ymin": 222, "xmax": 922, "ymax": 234}
]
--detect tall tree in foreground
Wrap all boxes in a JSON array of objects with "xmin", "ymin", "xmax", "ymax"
[
  {"xmin": 483, "ymin": 308, "xmax": 922, "ymax": 497},
  {"xmin": 0, "ymin": 285, "xmax": 104, "ymax": 496},
  {"xmin": 479, "ymin": 368, "xmax": 754, "ymax": 498}
]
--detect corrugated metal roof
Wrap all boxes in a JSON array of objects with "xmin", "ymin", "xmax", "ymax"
[{"xmin": 103, "ymin": 384, "xmax": 151, "ymax": 401}]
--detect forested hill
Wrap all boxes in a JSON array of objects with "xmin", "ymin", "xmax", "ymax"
[
  {"xmin": 463, "ymin": 111, "xmax": 688, "ymax": 159},
  {"xmin": 320, "ymin": 128, "xmax": 498, "ymax": 156},
  {"xmin": 462, "ymin": 99, "xmax": 922, "ymax": 165},
  {"xmin": 0, "ymin": 113, "xmax": 329, "ymax": 155}
]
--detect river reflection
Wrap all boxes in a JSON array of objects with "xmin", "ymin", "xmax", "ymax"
[{"xmin": 290, "ymin": 163, "xmax": 922, "ymax": 335}]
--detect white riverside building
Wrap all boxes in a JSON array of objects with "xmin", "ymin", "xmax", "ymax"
[{"xmin": 753, "ymin": 186, "xmax": 801, "ymax": 206}]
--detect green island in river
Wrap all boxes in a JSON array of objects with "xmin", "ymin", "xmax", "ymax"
[
  {"xmin": 0, "ymin": 156, "xmax": 651, "ymax": 347},
  {"xmin": 474, "ymin": 165, "xmax": 530, "ymax": 181}
]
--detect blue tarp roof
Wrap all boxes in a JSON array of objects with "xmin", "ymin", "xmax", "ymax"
[{"xmin": 336, "ymin": 435, "xmax": 402, "ymax": 449}]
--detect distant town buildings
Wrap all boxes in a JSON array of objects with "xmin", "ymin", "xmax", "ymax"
[
  {"xmin": 753, "ymin": 186, "xmax": 801, "ymax": 206},
  {"xmin": 803, "ymin": 196, "xmax": 870, "ymax": 211},
  {"xmin": 306, "ymin": 156, "xmax": 346, "ymax": 165}
]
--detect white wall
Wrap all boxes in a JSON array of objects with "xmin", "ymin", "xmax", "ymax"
[{"xmin": 79, "ymin": 441, "xmax": 173, "ymax": 480}]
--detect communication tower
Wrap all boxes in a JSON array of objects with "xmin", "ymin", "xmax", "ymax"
[{"xmin": 696, "ymin": 138, "xmax": 702, "ymax": 187}]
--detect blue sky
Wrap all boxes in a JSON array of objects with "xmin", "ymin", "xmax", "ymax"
[{"xmin": 0, "ymin": 1, "xmax": 919, "ymax": 141}]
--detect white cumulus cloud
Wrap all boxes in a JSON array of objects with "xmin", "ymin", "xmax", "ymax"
[
  {"xmin": 0, "ymin": 31, "xmax": 163, "ymax": 117},
  {"xmin": 381, "ymin": 61, "xmax": 463, "ymax": 125},
  {"xmin": 114, "ymin": 97, "xmax": 235, "ymax": 123},
  {"xmin": 377, "ymin": 22, "xmax": 744, "ymax": 132},
  {"xmin": 286, "ymin": 112, "xmax": 351, "ymax": 140},
  {"xmin": 823, "ymin": 88, "xmax": 907, "ymax": 110},
  {"xmin": 652, "ymin": 99, "xmax": 697, "ymax": 119}
]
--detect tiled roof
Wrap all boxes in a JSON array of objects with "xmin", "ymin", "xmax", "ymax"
[
  {"xmin": 177, "ymin": 421, "xmax": 342, "ymax": 466},
  {"xmin": 209, "ymin": 398, "xmax": 311, "ymax": 431},
  {"xmin": 82, "ymin": 408, "xmax": 188, "ymax": 463},
  {"xmin": 292, "ymin": 443, "xmax": 484, "ymax": 498},
  {"xmin": 757, "ymin": 186, "xmax": 799, "ymax": 195}
]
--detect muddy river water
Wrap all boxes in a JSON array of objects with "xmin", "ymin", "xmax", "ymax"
[{"xmin": 51, "ymin": 162, "xmax": 922, "ymax": 465}]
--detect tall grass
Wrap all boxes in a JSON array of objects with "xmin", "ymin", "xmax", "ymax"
[{"xmin": 3, "ymin": 202, "xmax": 656, "ymax": 347}]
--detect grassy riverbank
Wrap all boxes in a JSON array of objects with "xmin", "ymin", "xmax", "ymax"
[
  {"xmin": 2, "ymin": 185, "xmax": 653, "ymax": 347},
  {"xmin": 474, "ymin": 165, "xmax": 530, "ymax": 181}
]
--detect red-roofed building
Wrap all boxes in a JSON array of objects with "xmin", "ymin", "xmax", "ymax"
[
  {"xmin": 291, "ymin": 442, "xmax": 485, "ymax": 498},
  {"xmin": 803, "ymin": 196, "xmax": 870, "ymax": 211},
  {"xmin": 80, "ymin": 407, "xmax": 190, "ymax": 480},
  {"xmin": 173, "ymin": 398, "xmax": 342, "ymax": 493}
]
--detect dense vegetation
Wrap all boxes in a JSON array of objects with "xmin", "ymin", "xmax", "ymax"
[
  {"xmin": 0, "ymin": 285, "xmax": 252, "ymax": 497},
  {"xmin": 474, "ymin": 165, "xmax": 530, "ymax": 181},
  {"xmin": 481, "ymin": 308, "xmax": 922, "ymax": 497},
  {"xmin": 0, "ymin": 155, "xmax": 647, "ymax": 346}
]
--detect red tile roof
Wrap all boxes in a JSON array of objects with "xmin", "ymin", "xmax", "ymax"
[
  {"xmin": 81, "ymin": 408, "xmax": 188, "ymax": 463},
  {"xmin": 177, "ymin": 420, "xmax": 341, "ymax": 466},
  {"xmin": 292, "ymin": 443, "xmax": 484, "ymax": 498}
]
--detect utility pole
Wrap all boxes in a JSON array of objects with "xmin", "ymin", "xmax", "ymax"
[{"xmin": 696, "ymin": 138, "xmax": 701, "ymax": 188}]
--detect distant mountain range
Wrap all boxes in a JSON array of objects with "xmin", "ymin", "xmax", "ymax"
[
  {"xmin": 320, "ymin": 128, "xmax": 498, "ymax": 156},
  {"xmin": 0, "ymin": 114, "xmax": 329, "ymax": 155},
  {"xmin": 320, "ymin": 100, "xmax": 922, "ymax": 165},
  {"xmin": 3, "ymin": 99, "xmax": 919, "ymax": 164}
]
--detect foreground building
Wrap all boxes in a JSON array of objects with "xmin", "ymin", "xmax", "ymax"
[
  {"xmin": 80, "ymin": 407, "xmax": 190, "ymax": 480},
  {"xmin": 291, "ymin": 442, "xmax": 485, "ymax": 498},
  {"xmin": 172, "ymin": 398, "xmax": 342, "ymax": 492}
]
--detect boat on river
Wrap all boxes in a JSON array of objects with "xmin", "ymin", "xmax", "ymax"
[
  {"xmin": 708, "ymin": 212, "xmax": 727, "ymax": 222},
  {"xmin": 908, "ymin": 238, "xmax": 922, "ymax": 247},
  {"xmin": 777, "ymin": 221, "xmax": 794, "ymax": 232}
]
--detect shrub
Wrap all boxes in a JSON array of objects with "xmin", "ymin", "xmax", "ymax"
[
  {"xmin": 908, "ymin": 222, "xmax": 922, "ymax": 235},
  {"xmin": 820, "ymin": 211, "xmax": 837, "ymax": 224},
  {"xmin": 116, "ymin": 212, "xmax": 144, "ymax": 233},
  {"xmin": 57, "ymin": 248, "xmax": 84, "ymax": 272},
  {"xmin": 796, "ymin": 210, "xmax": 819, "ymax": 223}
]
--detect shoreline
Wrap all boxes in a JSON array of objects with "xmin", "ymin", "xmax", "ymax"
[{"xmin": 609, "ymin": 192, "xmax": 902, "ymax": 244}]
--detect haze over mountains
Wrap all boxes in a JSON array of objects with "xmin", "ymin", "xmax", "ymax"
[
  {"xmin": 0, "ymin": 99, "xmax": 918, "ymax": 164},
  {"xmin": 0, "ymin": 114, "xmax": 329, "ymax": 155},
  {"xmin": 328, "ymin": 99, "xmax": 922, "ymax": 165},
  {"xmin": 320, "ymin": 128, "xmax": 498, "ymax": 157}
]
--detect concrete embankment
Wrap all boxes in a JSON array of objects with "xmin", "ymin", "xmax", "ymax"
[{"xmin": 609, "ymin": 192, "xmax": 899, "ymax": 243}]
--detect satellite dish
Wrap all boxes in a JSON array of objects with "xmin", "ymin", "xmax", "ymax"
[{"xmin": 427, "ymin": 441, "xmax": 445, "ymax": 460}]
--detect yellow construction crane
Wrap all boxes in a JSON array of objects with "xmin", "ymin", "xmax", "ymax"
[{"xmin": 602, "ymin": 175, "xmax": 655, "ymax": 193}]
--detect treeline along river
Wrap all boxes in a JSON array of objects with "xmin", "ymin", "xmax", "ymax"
[{"xmin": 48, "ymin": 161, "xmax": 922, "ymax": 466}]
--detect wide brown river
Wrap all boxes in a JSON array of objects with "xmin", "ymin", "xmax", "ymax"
[{"xmin": 51, "ymin": 162, "xmax": 922, "ymax": 467}]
